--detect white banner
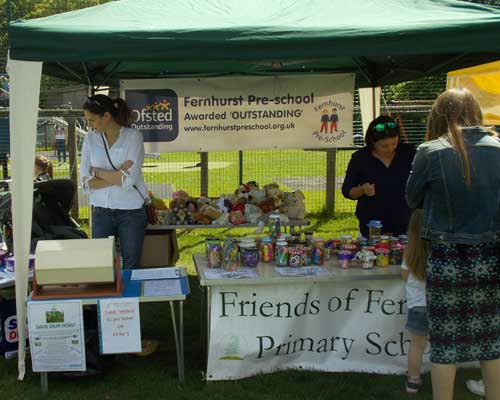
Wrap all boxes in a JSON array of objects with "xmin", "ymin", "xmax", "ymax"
[
  {"xmin": 207, "ymin": 280, "xmax": 429, "ymax": 380},
  {"xmin": 121, "ymin": 74, "xmax": 354, "ymax": 152}
]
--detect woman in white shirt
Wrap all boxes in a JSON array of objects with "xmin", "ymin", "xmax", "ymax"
[{"xmin": 80, "ymin": 94, "xmax": 148, "ymax": 269}]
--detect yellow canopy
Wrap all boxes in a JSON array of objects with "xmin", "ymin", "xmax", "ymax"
[{"xmin": 447, "ymin": 60, "xmax": 500, "ymax": 125}]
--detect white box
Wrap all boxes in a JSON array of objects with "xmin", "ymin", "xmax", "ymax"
[{"xmin": 35, "ymin": 238, "xmax": 115, "ymax": 285}]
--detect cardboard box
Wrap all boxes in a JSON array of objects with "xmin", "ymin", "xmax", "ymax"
[
  {"xmin": 140, "ymin": 230, "xmax": 179, "ymax": 268},
  {"xmin": 35, "ymin": 237, "xmax": 115, "ymax": 285}
]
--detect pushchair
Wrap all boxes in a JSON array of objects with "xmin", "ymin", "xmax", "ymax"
[{"xmin": 0, "ymin": 178, "xmax": 87, "ymax": 254}]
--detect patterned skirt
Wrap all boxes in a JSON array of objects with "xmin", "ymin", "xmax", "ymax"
[{"xmin": 426, "ymin": 241, "xmax": 500, "ymax": 364}]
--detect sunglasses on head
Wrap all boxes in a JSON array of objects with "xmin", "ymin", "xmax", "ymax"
[{"xmin": 373, "ymin": 121, "xmax": 398, "ymax": 132}]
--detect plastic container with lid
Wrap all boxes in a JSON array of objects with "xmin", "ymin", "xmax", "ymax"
[{"xmin": 366, "ymin": 220, "xmax": 383, "ymax": 240}]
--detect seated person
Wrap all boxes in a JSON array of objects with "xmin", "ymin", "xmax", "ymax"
[{"xmin": 34, "ymin": 155, "xmax": 53, "ymax": 182}]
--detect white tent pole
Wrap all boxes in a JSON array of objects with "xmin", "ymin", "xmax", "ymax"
[
  {"xmin": 359, "ymin": 87, "xmax": 381, "ymax": 134},
  {"xmin": 7, "ymin": 56, "xmax": 42, "ymax": 380}
]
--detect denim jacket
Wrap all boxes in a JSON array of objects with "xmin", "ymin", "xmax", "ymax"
[{"xmin": 406, "ymin": 127, "xmax": 500, "ymax": 244}]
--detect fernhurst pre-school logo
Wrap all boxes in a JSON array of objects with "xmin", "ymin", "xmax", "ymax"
[
  {"xmin": 312, "ymin": 99, "xmax": 347, "ymax": 144},
  {"xmin": 126, "ymin": 89, "xmax": 179, "ymax": 142}
]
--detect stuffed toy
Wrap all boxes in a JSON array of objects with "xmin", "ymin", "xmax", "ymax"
[
  {"xmin": 172, "ymin": 190, "xmax": 190, "ymax": 201},
  {"xmin": 215, "ymin": 195, "xmax": 232, "ymax": 214},
  {"xmin": 234, "ymin": 184, "xmax": 250, "ymax": 198},
  {"xmin": 229, "ymin": 210, "xmax": 246, "ymax": 225},
  {"xmin": 281, "ymin": 190, "xmax": 306, "ymax": 219},
  {"xmin": 197, "ymin": 194, "xmax": 211, "ymax": 208},
  {"xmin": 248, "ymin": 188, "xmax": 266, "ymax": 205},
  {"xmin": 246, "ymin": 181, "xmax": 259, "ymax": 190},
  {"xmin": 244, "ymin": 203, "xmax": 263, "ymax": 224},
  {"xmin": 149, "ymin": 191, "xmax": 168, "ymax": 210},
  {"xmin": 169, "ymin": 198, "xmax": 186, "ymax": 211},
  {"xmin": 256, "ymin": 199, "xmax": 275, "ymax": 214},
  {"xmin": 267, "ymin": 187, "xmax": 284, "ymax": 210},
  {"xmin": 199, "ymin": 204, "xmax": 222, "ymax": 220}
]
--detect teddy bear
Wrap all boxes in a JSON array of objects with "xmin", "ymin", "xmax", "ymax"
[
  {"xmin": 244, "ymin": 203, "xmax": 263, "ymax": 224},
  {"xmin": 281, "ymin": 190, "xmax": 306, "ymax": 220},
  {"xmin": 267, "ymin": 187, "xmax": 284, "ymax": 210},
  {"xmin": 229, "ymin": 210, "xmax": 246, "ymax": 225},
  {"xmin": 248, "ymin": 188, "xmax": 266, "ymax": 205},
  {"xmin": 172, "ymin": 190, "xmax": 190, "ymax": 201}
]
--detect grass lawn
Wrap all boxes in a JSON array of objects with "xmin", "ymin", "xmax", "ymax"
[{"xmin": 0, "ymin": 214, "xmax": 482, "ymax": 399}]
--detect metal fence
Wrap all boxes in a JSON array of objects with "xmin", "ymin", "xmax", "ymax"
[
  {"xmin": 0, "ymin": 74, "xmax": 444, "ymax": 221},
  {"xmin": 24, "ymin": 99, "xmax": 434, "ymax": 221}
]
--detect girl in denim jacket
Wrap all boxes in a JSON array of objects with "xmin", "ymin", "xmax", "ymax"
[{"xmin": 406, "ymin": 88, "xmax": 500, "ymax": 400}]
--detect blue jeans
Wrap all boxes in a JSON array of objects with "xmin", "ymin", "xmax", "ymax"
[
  {"xmin": 92, "ymin": 207, "xmax": 147, "ymax": 269},
  {"xmin": 55, "ymin": 139, "xmax": 66, "ymax": 163}
]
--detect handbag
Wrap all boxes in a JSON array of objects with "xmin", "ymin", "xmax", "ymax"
[{"xmin": 101, "ymin": 134, "xmax": 157, "ymax": 225}]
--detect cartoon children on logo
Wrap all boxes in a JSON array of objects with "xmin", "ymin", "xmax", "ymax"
[
  {"xmin": 313, "ymin": 102, "xmax": 346, "ymax": 143},
  {"xmin": 320, "ymin": 108, "xmax": 339, "ymax": 133}
]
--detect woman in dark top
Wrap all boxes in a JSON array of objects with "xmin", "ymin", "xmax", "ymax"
[{"xmin": 342, "ymin": 116, "xmax": 416, "ymax": 238}]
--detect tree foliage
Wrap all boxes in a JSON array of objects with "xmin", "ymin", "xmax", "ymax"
[{"xmin": 0, "ymin": 0, "xmax": 112, "ymax": 49}]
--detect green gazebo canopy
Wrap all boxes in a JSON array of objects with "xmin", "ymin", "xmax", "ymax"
[{"xmin": 8, "ymin": 0, "xmax": 500, "ymax": 87}]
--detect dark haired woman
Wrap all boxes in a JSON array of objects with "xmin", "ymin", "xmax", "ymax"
[
  {"xmin": 80, "ymin": 94, "xmax": 148, "ymax": 269},
  {"xmin": 341, "ymin": 116, "xmax": 415, "ymax": 237},
  {"xmin": 34, "ymin": 155, "xmax": 53, "ymax": 182}
]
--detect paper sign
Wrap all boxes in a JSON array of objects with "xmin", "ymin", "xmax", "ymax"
[
  {"xmin": 131, "ymin": 267, "xmax": 180, "ymax": 280},
  {"xmin": 204, "ymin": 268, "xmax": 260, "ymax": 280},
  {"xmin": 143, "ymin": 279, "xmax": 182, "ymax": 296},
  {"xmin": 274, "ymin": 266, "xmax": 330, "ymax": 277},
  {"xmin": 98, "ymin": 298, "xmax": 141, "ymax": 354},
  {"xmin": 28, "ymin": 300, "xmax": 86, "ymax": 372}
]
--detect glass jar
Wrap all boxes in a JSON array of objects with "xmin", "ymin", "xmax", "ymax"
[
  {"xmin": 312, "ymin": 238, "xmax": 325, "ymax": 265},
  {"xmin": 375, "ymin": 247, "xmax": 390, "ymax": 267},
  {"xmin": 275, "ymin": 239, "xmax": 289, "ymax": 267},
  {"xmin": 341, "ymin": 234, "xmax": 353, "ymax": 245},
  {"xmin": 241, "ymin": 246, "xmax": 260, "ymax": 267},
  {"xmin": 268, "ymin": 214, "xmax": 281, "ymax": 239},
  {"xmin": 366, "ymin": 220, "xmax": 383, "ymax": 240},
  {"xmin": 222, "ymin": 237, "xmax": 239, "ymax": 270},
  {"xmin": 207, "ymin": 243, "xmax": 222, "ymax": 268},
  {"xmin": 260, "ymin": 237, "xmax": 274, "ymax": 263},
  {"xmin": 304, "ymin": 230, "xmax": 314, "ymax": 245},
  {"xmin": 288, "ymin": 246, "xmax": 303, "ymax": 267},
  {"xmin": 205, "ymin": 236, "xmax": 220, "ymax": 260}
]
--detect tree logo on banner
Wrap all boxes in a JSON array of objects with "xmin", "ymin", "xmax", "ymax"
[
  {"xmin": 312, "ymin": 98, "xmax": 348, "ymax": 144},
  {"xmin": 219, "ymin": 335, "xmax": 244, "ymax": 360}
]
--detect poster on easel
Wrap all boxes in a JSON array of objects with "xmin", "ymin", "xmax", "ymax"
[
  {"xmin": 27, "ymin": 300, "xmax": 85, "ymax": 372},
  {"xmin": 98, "ymin": 298, "xmax": 141, "ymax": 354}
]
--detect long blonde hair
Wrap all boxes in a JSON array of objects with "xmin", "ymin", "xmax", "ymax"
[
  {"xmin": 426, "ymin": 88, "xmax": 483, "ymax": 188},
  {"xmin": 403, "ymin": 209, "xmax": 429, "ymax": 281}
]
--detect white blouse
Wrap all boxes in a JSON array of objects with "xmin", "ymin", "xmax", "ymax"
[{"xmin": 80, "ymin": 127, "xmax": 148, "ymax": 210}]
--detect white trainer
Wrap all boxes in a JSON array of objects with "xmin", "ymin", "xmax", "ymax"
[{"xmin": 466, "ymin": 379, "xmax": 485, "ymax": 397}]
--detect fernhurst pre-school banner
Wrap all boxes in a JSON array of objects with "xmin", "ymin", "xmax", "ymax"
[
  {"xmin": 207, "ymin": 280, "xmax": 429, "ymax": 380},
  {"xmin": 121, "ymin": 74, "xmax": 354, "ymax": 152}
]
